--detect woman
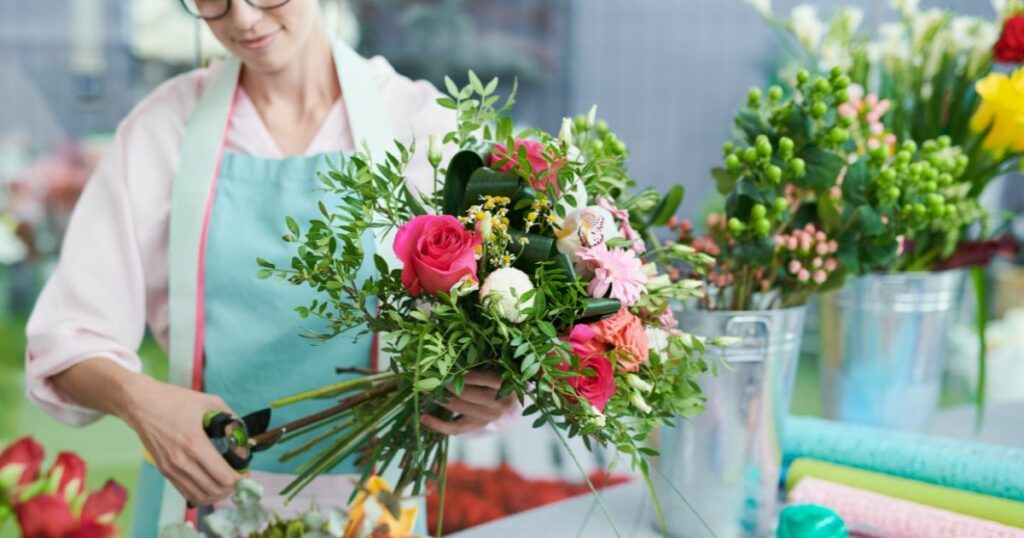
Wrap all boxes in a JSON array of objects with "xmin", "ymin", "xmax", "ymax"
[{"xmin": 24, "ymin": 0, "xmax": 515, "ymax": 533}]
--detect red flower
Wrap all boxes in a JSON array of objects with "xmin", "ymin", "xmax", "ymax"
[
  {"xmin": 393, "ymin": 215, "xmax": 483, "ymax": 297},
  {"xmin": 560, "ymin": 325, "xmax": 617, "ymax": 411},
  {"xmin": 47, "ymin": 452, "xmax": 87, "ymax": 500},
  {"xmin": 14, "ymin": 495, "xmax": 76, "ymax": 538},
  {"xmin": 0, "ymin": 437, "xmax": 45, "ymax": 488},
  {"xmin": 995, "ymin": 14, "xmax": 1024, "ymax": 64},
  {"xmin": 81, "ymin": 480, "xmax": 128, "ymax": 525}
]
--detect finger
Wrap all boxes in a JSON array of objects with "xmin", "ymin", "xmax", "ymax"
[
  {"xmin": 193, "ymin": 436, "xmax": 240, "ymax": 492},
  {"xmin": 447, "ymin": 385, "xmax": 502, "ymax": 406},
  {"xmin": 461, "ymin": 370, "xmax": 502, "ymax": 389},
  {"xmin": 438, "ymin": 397, "xmax": 502, "ymax": 423},
  {"xmin": 420, "ymin": 414, "xmax": 484, "ymax": 436},
  {"xmin": 164, "ymin": 466, "xmax": 206, "ymax": 505},
  {"xmin": 175, "ymin": 455, "xmax": 227, "ymax": 505}
]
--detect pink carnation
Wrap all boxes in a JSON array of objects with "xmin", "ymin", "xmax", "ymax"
[{"xmin": 577, "ymin": 245, "xmax": 648, "ymax": 307}]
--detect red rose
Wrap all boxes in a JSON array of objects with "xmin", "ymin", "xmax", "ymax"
[
  {"xmin": 46, "ymin": 452, "xmax": 87, "ymax": 500},
  {"xmin": 996, "ymin": 14, "xmax": 1024, "ymax": 63},
  {"xmin": 15, "ymin": 495, "xmax": 76, "ymax": 538},
  {"xmin": 489, "ymin": 139, "xmax": 562, "ymax": 192},
  {"xmin": 0, "ymin": 437, "xmax": 45, "ymax": 488},
  {"xmin": 393, "ymin": 215, "xmax": 482, "ymax": 297},
  {"xmin": 560, "ymin": 325, "xmax": 616, "ymax": 411}
]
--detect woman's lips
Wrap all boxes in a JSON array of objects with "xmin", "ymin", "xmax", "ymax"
[{"xmin": 237, "ymin": 30, "xmax": 279, "ymax": 52}]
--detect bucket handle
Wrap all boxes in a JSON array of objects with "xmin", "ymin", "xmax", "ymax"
[{"xmin": 723, "ymin": 315, "xmax": 771, "ymax": 363}]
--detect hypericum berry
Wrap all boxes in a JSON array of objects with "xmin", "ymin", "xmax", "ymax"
[
  {"xmin": 743, "ymin": 147, "xmax": 759, "ymax": 164},
  {"xmin": 768, "ymin": 85, "xmax": 784, "ymax": 101},
  {"xmin": 901, "ymin": 140, "xmax": 918, "ymax": 154},
  {"xmin": 754, "ymin": 218, "xmax": 771, "ymax": 236},
  {"xmin": 834, "ymin": 89, "xmax": 850, "ymax": 103},
  {"xmin": 881, "ymin": 168, "xmax": 897, "ymax": 183},
  {"xmin": 779, "ymin": 137, "xmax": 795, "ymax": 153},
  {"xmin": 596, "ymin": 119, "xmax": 609, "ymax": 134},
  {"xmin": 886, "ymin": 186, "xmax": 901, "ymax": 201},
  {"xmin": 767, "ymin": 165, "xmax": 783, "ymax": 183},
  {"xmin": 774, "ymin": 197, "xmax": 789, "ymax": 214},
  {"xmin": 748, "ymin": 87, "xmax": 762, "ymax": 107},
  {"xmin": 811, "ymin": 101, "xmax": 828, "ymax": 118},
  {"xmin": 610, "ymin": 139, "xmax": 626, "ymax": 155},
  {"xmin": 829, "ymin": 128, "xmax": 849, "ymax": 144},
  {"xmin": 751, "ymin": 204, "xmax": 767, "ymax": 219},
  {"xmin": 829, "ymin": 66, "xmax": 844, "ymax": 79},
  {"xmin": 813, "ymin": 77, "xmax": 832, "ymax": 94},
  {"xmin": 833, "ymin": 74, "xmax": 851, "ymax": 90},
  {"xmin": 797, "ymin": 70, "xmax": 810, "ymax": 85},
  {"xmin": 726, "ymin": 153, "xmax": 742, "ymax": 171},
  {"xmin": 728, "ymin": 217, "xmax": 745, "ymax": 234},
  {"xmin": 922, "ymin": 181, "xmax": 937, "ymax": 193},
  {"xmin": 789, "ymin": 158, "xmax": 806, "ymax": 177},
  {"xmin": 722, "ymin": 141, "xmax": 735, "ymax": 155},
  {"xmin": 589, "ymin": 139, "xmax": 605, "ymax": 153}
]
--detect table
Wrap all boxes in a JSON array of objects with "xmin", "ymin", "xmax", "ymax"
[{"xmin": 451, "ymin": 400, "xmax": 1024, "ymax": 537}]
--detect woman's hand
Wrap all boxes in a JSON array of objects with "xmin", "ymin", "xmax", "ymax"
[
  {"xmin": 420, "ymin": 370, "xmax": 518, "ymax": 435},
  {"xmin": 119, "ymin": 375, "xmax": 240, "ymax": 506}
]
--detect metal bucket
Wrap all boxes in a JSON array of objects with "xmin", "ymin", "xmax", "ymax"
[
  {"xmin": 655, "ymin": 306, "xmax": 806, "ymax": 537},
  {"xmin": 819, "ymin": 270, "xmax": 964, "ymax": 432}
]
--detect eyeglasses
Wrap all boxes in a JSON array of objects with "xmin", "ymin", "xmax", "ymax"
[{"xmin": 179, "ymin": 0, "xmax": 292, "ymax": 20}]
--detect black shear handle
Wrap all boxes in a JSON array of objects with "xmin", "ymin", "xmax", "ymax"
[{"xmin": 202, "ymin": 411, "xmax": 252, "ymax": 472}]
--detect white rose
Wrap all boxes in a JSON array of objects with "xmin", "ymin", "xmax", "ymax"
[
  {"xmin": 480, "ymin": 267, "xmax": 535, "ymax": 323},
  {"xmin": 555, "ymin": 206, "xmax": 620, "ymax": 271}
]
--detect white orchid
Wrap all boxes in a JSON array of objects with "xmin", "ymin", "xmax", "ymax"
[{"xmin": 555, "ymin": 206, "xmax": 620, "ymax": 268}]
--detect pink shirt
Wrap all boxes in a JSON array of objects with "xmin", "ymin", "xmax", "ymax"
[{"xmin": 25, "ymin": 57, "xmax": 455, "ymax": 426}]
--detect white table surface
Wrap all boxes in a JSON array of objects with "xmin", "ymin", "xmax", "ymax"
[{"xmin": 450, "ymin": 400, "xmax": 1024, "ymax": 537}]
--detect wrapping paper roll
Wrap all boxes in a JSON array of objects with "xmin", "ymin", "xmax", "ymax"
[
  {"xmin": 784, "ymin": 416, "xmax": 1024, "ymax": 501},
  {"xmin": 790, "ymin": 477, "xmax": 1024, "ymax": 538},
  {"xmin": 784, "ymin": 459, "xmax": 1024, "ymax": 528}
]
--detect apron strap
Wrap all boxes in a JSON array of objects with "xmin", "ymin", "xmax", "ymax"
[{"xmin": 163, "ymin": 42, "xmax": 395, "ymax": 528}]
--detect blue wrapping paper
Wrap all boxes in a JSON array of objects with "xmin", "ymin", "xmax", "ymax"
[{"xmin": 784, "ymin": 416, "xmax": 1024, "ymax": 502}]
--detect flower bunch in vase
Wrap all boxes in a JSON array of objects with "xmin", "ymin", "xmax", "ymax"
[{"xmin": 255, "ymin": 71, "xmax": 720, "ymax": 533}]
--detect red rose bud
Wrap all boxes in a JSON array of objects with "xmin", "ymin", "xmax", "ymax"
[
  {"xmin": 14, "ymin": 494, "xmax": 76, "ymax": 538},
  {"xmin": 81, "ymin": 480, "xmax": 127, "ymax": 525},
  {"xmin": 995, "ymin": 14, "xmax": 1024, "ymax": 63},
  {"xmin": 46, "ymin": 452, "xmax": 87, "ymax": 500},
  {"xmin": 0, "ymin": 437, "xmax": 45, "ymax": 489}
]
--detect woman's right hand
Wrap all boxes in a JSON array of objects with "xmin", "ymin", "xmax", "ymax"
[{"xmin": 119, "ymin": 375, "xmax": 240, "ymax": 506}]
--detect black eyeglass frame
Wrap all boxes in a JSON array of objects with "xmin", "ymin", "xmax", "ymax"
[{"xmin": 178, "ymin": 0, "xmax": 292, "ymax": 20}]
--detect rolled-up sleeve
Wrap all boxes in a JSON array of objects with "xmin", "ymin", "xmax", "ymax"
[{"xmin": 25, "ymin": 120, "xmax": 148, "ymax": 426}]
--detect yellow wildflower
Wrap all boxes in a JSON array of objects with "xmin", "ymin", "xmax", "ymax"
[
  {"xmin": 526, "ymin": 212, "xmax": 538, "ymax": 221},
  {"xmin": 344, "ymin": 476, "xmax": 417, "ymax": 538},
  {"xmin": 546, "ymin": 214, "xmax": 558, "ymax": 224},
  {"xmin": 970, "ymin": 69, "xmax": 1024, "ymax": 156}
]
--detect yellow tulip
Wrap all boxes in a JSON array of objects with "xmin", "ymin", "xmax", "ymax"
[
  {"xmin": 970, "ymin": 68, "xmax": 1024, "ymax": 156},
  {"xmin": 343, "ymin": 476, "xmax": 418, "ymax": 538}
]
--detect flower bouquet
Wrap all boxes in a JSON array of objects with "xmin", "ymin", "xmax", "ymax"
[
  {"xmin": 162, "ymin": 476, "xmax": 416, "ymax": 538},
  {"xmin": 0, "ymin": 436, "xmax": 128, "ymax": 538},
  {"xmin": 256, "ymin": 72, "xmax": 718, "ymax": 533}
]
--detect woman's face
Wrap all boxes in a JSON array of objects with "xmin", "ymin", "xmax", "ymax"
[{"xmin": 203, "ymin": 0, "xmax": 321, "ymax": 73}]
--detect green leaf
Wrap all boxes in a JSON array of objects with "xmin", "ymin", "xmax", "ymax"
[
  {"xmin": 733, "ymin": 237, "xmax": 774, "ymax": 266},
  {"xmin": 735, "ymin": 109, "xmax": 770, "ymax": 142},
  {"xmin": 780, "ymin": 104, "xmax": 813, "ymax": 147},
  {"xmin": 452, "ymin": 375, "xmax": 465, "ymax": 396},
  {"xmin": 648, "ymin": 184, "xmax": 685, "ymax": 227},
  {"xmin": 712, "ymin": 167, "xmax": 737, "ymax": 195},
  {"xmin": 444, "ymin": 76, "xmax": 459, "ymax": 97},
  {"xmin": 468, "ymin": 70, "xmax": 485, "ymax": 94},
  {"xmin": 443, "ymin": 150, "xmax": 485, "ymax": 216},
  {"xmin": 374, "ymin": 254, "xmax": 390, "ymax": 276},
  {"xmin": 510, "ymin": 231, "xmax": 556, "ymax": 274},
  {"xmin": 415, "ymin": 378, "xmax": 442, "ymax": 391},
  {"xmin": 437, "ymin": 97, "xmax": 457, "ymax": 110},
  {"xmin": 819, "ymin": 195, "xmax": 841, "ymax": 230},
  {"xmin": 403, "ymin": 185, "xmax": 428, "ymax": 216},
  {"xmin": 256, "ymin": 257, "xmax": 274, "ymax": 269},
  {"xmin": 286, "ymin": 216, "xmax": 300, "ymax": 236},
  {"xmin": 256, "ymin": 268, "xmax": 274, "ymax": 279},
  {"xmin": 841, "ymin": 157, "xmax": 869, "ymax": 206},
  {"xmin": 795, "ymin": 148, "xmax": 844, "ymax": 191},
  {"xmin": 856, "ymin": 206, "xmax": 885, "ymax": 236},
  {"xmin": 579, "ymin": 298, "xmax": 621, "ymax": 320},
  {"xmin": 464, "ymin": 168, "xmax": 524, "ymax": 213}
]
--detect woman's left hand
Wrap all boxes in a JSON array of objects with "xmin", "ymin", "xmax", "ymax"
[{"xmin": 421, "ymin": 370, "xmax": 518, "ymax": 435}]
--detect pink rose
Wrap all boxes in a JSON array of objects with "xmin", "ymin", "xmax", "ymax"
[
  {"xmin": 393, "ymin": 215, "xmax": 482, "ymax": 297},
  {"xmin": 559, "ymin": 325, "xmax": 616, "ymax": 411},
  {"xmin": 489, "ymin": 139, "xmax": 562, "ymax": 192}
]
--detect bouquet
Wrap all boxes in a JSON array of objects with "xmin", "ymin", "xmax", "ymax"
[
  {"xmin": 750, "ymin": 0, "xmax": 1024, "ymax": 268},
  {"xmin": 161, "ymin": 477, "xmax": 416, "ymax": 538},
  {"xmin": 0, "ymin": 436, "xmax": 128, "ymax": 538},
  {"xmin": 669, "ymin": 67, "xmax": 973, "ymax": 310},
  {"xmin": 256, "ymin": 72, "xmax": 719, "ymax": 532}
]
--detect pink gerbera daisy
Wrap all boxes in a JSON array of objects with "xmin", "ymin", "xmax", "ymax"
[{"xmin": 577, "ymin": 245, "xmax": 648, "ymax": 307}]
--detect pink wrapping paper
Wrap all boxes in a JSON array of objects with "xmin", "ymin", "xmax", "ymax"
[{"xmin": 789, "ymin": 477, "xmax": 1024, "ymax": 538}]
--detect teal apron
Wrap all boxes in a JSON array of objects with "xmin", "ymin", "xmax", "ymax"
[{"xmin": 132, "ymin": 43, "xmax": 419, "ymax": 535}]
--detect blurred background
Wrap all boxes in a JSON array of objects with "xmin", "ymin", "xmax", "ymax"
[{"xmin": 1, "ymin": 0, "xmax": 1021, "ymax": 534}]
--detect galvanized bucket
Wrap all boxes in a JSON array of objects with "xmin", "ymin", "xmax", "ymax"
[
  {"xmin": 655, "ymin": 306, "xmax": 806, "ymax": 538},
  {"xmin": 819, "ymin": 270, "xmax": 964, "ymax": 432}
]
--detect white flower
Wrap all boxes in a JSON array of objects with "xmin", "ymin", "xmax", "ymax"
[
  {"xmin": 450, "ymin": 275, "xmax": 479, "ymax": 298},
  {"xmin": 711, "ymin": 336, "xmax": 743, "ymax": 347},
  {"xmin": 555, "ymin": 206, "xmax": 620, "ymax": 268},
  {"xmin": 626, "ymin": 374, "xmax": 653, "ymax": 394},
  {"xmin": 588, "ymin": 404, "xmax": 607, "ymax": 427},
  {"xmin": 646, "ymin": 274, "xmax": 672, "ymax": 291},
  {"xmin": 586, "ymin": 105, "xmax": 598, "ymax": 129},
  {"xmin": 480, "ymin": 267, "xmax": 534, "ymax": 323},
  {"xmin": 790, "ymin": 5, "xmax": 825, "ymax": 50},
  {"xmin": 630, "ymin": 393, "xmax": 652, "ymax": 414},
  {"xmin": 744, "ymin": 0, "xmax": 773, "ymax": 18},
  {"xmin": 891, "ymin": 0, "xmax": 920, "ymax": 16},
  {"xmin": 554, "ymin": 175, "xmax": 589, "ymax": 227},
  {"xmin": 559, "ymin": 117, "xmax": 574, "ymax": 146},
  {"xmin": 428, "ymin": 133, "xmax": 443, "ymax": 168},
  {"xmin": 646, "ymin": 327, "xmax": 671, "ymax": 357},
  {"xmin": 479, "ymin": 212, "xmax": 493, "ymax": 241}
]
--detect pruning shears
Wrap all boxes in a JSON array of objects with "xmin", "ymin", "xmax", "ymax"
[{"xmin": 202, "ymin": 409, "xmax": 278, "ymax": 472}]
